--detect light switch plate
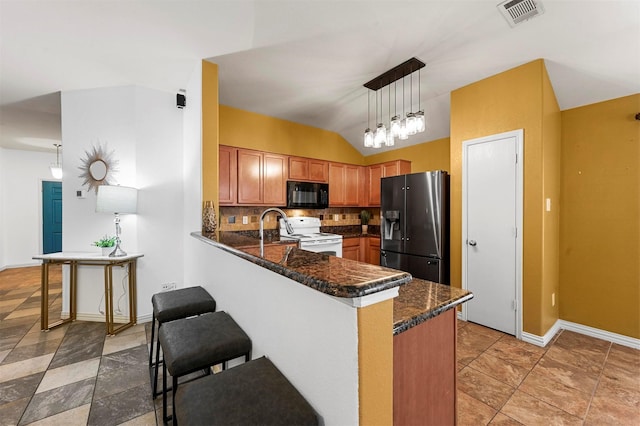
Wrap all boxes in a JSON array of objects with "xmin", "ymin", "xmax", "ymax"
[{"xmin": 242, "ymin": 216, "xmax": 248, "ymax": 224}]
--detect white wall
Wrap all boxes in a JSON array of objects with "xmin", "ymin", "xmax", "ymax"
[
  {"xmin": 0, "ymin": 148, "xmax": 61, "ymax": 269},
  {"xmin": 60, "ymin": 85, "xmax": 184, "ymax": 320}
]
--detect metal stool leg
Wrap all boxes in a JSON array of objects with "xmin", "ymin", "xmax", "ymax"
[{"xmin": 148, "ymin": 312, "xmax": 156, "ymax": 367}]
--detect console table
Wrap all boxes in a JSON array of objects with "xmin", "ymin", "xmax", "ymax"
[{"xmin": 33, "ymin": 252, "xmax": 144, "ymax": 335}]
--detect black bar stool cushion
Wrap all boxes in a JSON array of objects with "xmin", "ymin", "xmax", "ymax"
[
  {"xmin": 175, "ymin": 356, "xmax": 318, "ymax": 425},
  {"xmin": 152, "ymin": 286, "xmax": 216, "ymax": 324},
  {"xmin": 159, "ymin": 312, "xmax": 251, "ymax": 376}
]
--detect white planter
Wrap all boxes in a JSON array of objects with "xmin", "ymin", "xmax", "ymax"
[{"xmin": 101, "ymin": 247, "xmax": 114, "ymax": 256}]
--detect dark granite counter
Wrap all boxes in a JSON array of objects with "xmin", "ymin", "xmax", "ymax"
[
  {"xmin": 393, "ymin": 278, "xmax": 473, "ymax": 335},
  {"xmin": 192, "ymin": 232, "xmax": 411, "ymax": 298}
]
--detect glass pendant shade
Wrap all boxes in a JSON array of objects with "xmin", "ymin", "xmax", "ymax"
[
  {"xmin": 364, "ymin": 128, "xmax": 374, "ymax": 147},
  {"xmin": 406, "ymin": 112, "xmax": 417, "ymax": 135},
  {"xmin": 50, "ymin": 165, "xmax": 63, "ymax": 179},
  {"xmin": 390, "ymin": 115, "xmax": 402, "ymax": 137},
  {"xmin": 398, "ymin": 119, "xmax": 409, "ymax": 140},
  {"xmin": 385, "ymin": 129, "xmax": 395, "ymax": 146},
  {"xmin": 415, "ymin": 110, "xmax": 425, "ymax": 133},
  {"xmin": 374, "ymin": 123, "xmax": 387, "ymax": 148}
]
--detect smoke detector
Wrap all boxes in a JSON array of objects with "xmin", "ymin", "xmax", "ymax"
[{"xmin": 497, "ymin": 0, "xmax": 545, "ymax": 27}]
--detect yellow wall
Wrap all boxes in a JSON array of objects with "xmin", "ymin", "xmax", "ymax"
[
  {"xmin": 364, "ymin": 137, "xmax": 451, "ymax": 172},
  {"xmin": 541, "ymin": 66, "xmax": 562, "ymax": 333},
  {"xmin": 202, "ymin": 61, "xmax": 219, "ymax": 209},
  {"xmin": 560, "ymin": 94, "xmax": 640, "ymax": 338},
  {"xmin": 450, "ymin": 59, "xmax": 558, "ymax": 336},
  {"xmin": 220, "ymin": 105, "xmax": 364, "ymax": 165},
  {"xmin": 357, "ymin": 299, "xmax": 393, "ymax": 425}
]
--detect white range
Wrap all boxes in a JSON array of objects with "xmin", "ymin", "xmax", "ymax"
[{"xmin": 279, "ymin": 217, "xmax": 343, "ymax": 257}]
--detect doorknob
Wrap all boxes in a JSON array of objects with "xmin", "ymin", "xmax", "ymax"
[{"xmin": 468, "ymin": 240, "xmax": 477, "ymax": 246}]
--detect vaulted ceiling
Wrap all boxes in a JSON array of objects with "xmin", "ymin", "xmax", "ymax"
[{"xmin": 1, "ymin": 1, "xmax": 638, "ymax": 154}]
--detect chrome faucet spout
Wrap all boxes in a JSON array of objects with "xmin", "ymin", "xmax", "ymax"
[{"xmin": 259, "ymin": 207, "xmax": 291, "ymax": 256}]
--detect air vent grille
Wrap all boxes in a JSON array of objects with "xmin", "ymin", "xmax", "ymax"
[{"xmin": 497, "ymin": 0, "xmax": 544, "ymax": 27}]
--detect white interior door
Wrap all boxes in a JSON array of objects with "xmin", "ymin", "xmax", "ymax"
[{"xmin": 462, "ymin": 130, "xmax": 523, "ymax": 336}]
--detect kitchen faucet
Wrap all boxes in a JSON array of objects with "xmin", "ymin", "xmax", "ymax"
[{"xmin": 259, "ymin": 207, "xmax": 293, "ymax": 256}]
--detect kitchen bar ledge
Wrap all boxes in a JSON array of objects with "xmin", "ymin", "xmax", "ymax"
[{"xmin": 192, "ymin": 231, "xmax": 412, "ymax": 301}]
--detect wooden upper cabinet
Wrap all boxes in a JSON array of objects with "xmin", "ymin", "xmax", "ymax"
[
  {"xmin": 219, "ymin": 145, "xmax": 237, "ymax": 205},
  {"xmin": 367, "ymin": 160, "xmax": 411, "ymax": 206},
  {"xmin": 329, "ymin": 162, "xmax": 364, "ymax": 206},
  {"xmin": 289, "ymin": 156, "xmax": 328, "ymax": 182},
  {"xmin": 237, "ymin": 149, "xmax": 263, "ymax": 204},
  {"xmin": 263, "ymin": 153, "xmax": 288, "ymax": 206}
]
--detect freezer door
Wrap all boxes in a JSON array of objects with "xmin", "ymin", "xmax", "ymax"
[
  {"xmin": 380, "ymin": 251, "xmax": 448, "ymax": 284},
  {"xmin": 405, "ymin": 171, "xmax": 448, "ymax": 258},
  {"xmin": 380, "ymin": 175, "xmax": 406, "ymax": 252}
]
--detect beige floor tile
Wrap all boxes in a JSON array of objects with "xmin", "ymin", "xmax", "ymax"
[
  {"xmin": 501, "ymin": 390, "xmax": 583, "ymax": 426},
  {"xmin": 4, "ymin": 306, "xmax": 42, "ymax": 320},
  {"xmin": 0, "ymin": 349, "xmax": 9, "ymax": 363},
  {"xmin": 16, "ymin": 327, "xmax": 68, "ymax": 348},
  {"xmin": 27, "ymin": 403, "xmax": 91, "ymax": 426},
  {"xmin": 469, "ymin": 352, "xmax": 530, "ymax": 388},
  {"xmin": 499, "ymin": 334, "xmax": 548, "ymax": 357},
  {"xmin": 600, "ymin": 362, "xmax": 640, "ymax": 393},
  {"xmin": 489, "ymin": 413, "xmax": 523, "ymax": 425},
  {"xmin": 465, "ymin": 322, "xmax": 506, "ymax": 340},
  {"xmin": 606, "ymin": 343, "xmax": 640, "ymax": 374},
  {"xmin": 545, "ymin": 343, "xmax": 608, "ymax": 375},
  {"xmin": 485, "ymin": 339, "xmax": 544, "ymax": 370},
  {"xmin": 117, "ymin": 410, "xmax": 157, "ymax": 426},
  {"xmin": 102, "ymin": 330, "xmax": 147, "ymax": 356},
  {"xmin": 458, "ymin": 366, "xmax": 515, "ymax": 410},
  {"xmin": 554, "ymin": 330, "xmax": 611, "ymax": 352},
  {"xmin": 0, "ymin": 353, "xmax": 54, "ymax": 384},
  {"xmin": 36, "ymin": 357, "xmax": 100, "ymax": 394},
  {"xmin": 585, "ymin": 392, "xmax": 640, "ymax": 426},
  {"xmin": 0, "ymin": 298, "xmax": 26, "ymax": 313},
  {"xmin": 518, "ymin": 369, "xmax": 592, "ymax": 418},
  {"xmin": 532, "ymin": 356, "xmax": 599, "ymax": 395},
  {"xmin": 457, "ymin": 390, "xmax": 497, "ymax": 426}
]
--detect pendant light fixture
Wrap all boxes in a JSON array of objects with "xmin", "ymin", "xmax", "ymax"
[
  {"xmin": 50, "ymin": 144, "xmax": 63, "ymax": 179},
  {"xmin": 363, "ymin": 58, "xmax": 425, "ymax": 149}
]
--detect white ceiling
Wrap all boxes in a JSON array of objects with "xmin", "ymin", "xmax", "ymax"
[{"xmin": 1, "ymin": 1, "xmax": 638, "ymax": 155}]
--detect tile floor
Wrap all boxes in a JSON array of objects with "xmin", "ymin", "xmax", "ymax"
[{"xmin": 1, "ymin": 265, "xmax": 639, "ymax": 425}]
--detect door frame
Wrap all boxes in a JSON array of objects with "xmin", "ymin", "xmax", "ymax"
[{"xmin": 461, "ymin": 129, "xmax": 523, "ymax": 339}]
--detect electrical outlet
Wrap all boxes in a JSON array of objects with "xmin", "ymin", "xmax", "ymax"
[
  {"xmin": 552, "ymin": 292, "xmax": 556, "ymax": 306},
  {"xmin": 546, "ymin": 198, "xmax": 551, "ymax": 212},
  {"xmin": 333, "ymin": 214, "xmax": 339, "ymax": 221},
  {"xmin": 162, "ymin": 282, "xmax": 177, "ymax": 292},
  {"xmin": 242, "ymin": 216, "xmax": 248, "ymax": 225}
]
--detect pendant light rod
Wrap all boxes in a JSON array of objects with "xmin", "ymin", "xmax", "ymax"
[{"xmin": 363, "ymin": 57, "xmax": 425, "ymax": 91}]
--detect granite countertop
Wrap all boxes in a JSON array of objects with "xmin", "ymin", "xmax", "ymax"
[
  {"xmin": 193, "ymin": 232, "xmax": 411, "ymax": 298},
  {"xmin": 393, "ymin": 278, "xmax": 473, "ymax": 335}
]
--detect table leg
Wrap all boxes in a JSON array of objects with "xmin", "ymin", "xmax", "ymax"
[
  {"xmin": 41, "ymin": 262, "xmax": 49, "ymax": 331},
  {"xmin": 104, "ymin": 265, "xmax": 112, "ymax": 335},
  {"xmin": 70, "ymin": 261, "xmax": 77, "ymax": 321}
]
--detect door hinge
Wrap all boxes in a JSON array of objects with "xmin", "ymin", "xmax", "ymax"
[
  {"xmin": 511, "ymin": 300, "xmax": 517, "ymax": 311},
  {"xmin": 515, "ymin": 152, "xmax": 518, "ymax": 163}
]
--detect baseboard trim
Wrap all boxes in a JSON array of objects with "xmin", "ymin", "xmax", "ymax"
[
  {"xmin": 558, "ymin": 320, "xmax": 640, "ymax": 349},
  {"xmin": 521, "ymin": 319, "xmax": 639, "ymax": 349},
  {"xmin": 1, "ymin": 262, "xmax": 40, "ymax": 272}
]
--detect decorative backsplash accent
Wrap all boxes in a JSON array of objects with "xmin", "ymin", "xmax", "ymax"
[{"xmin": 219, "ymin": 207, "xmax": 381, "ymax": 232}]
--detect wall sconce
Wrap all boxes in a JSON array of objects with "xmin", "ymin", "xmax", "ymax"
[
  {"xmin": 96, "ymin": 185, "xmax": 138, "ymax": 257},
  {"xmin": 50, "ymin": 144, "xmax": 63, "ymax": 179}
]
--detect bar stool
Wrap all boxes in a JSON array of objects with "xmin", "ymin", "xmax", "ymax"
[
  {"xmin": 149, "ymin": 286, "xmax": 217, "ymax": 398},
  {"xmin": 159, "ymin": 311, "xmax": 252, "ymax": 424},
  {"xmin": 174, "ymin": 356, "xmax": 318, "ymax": 426}
]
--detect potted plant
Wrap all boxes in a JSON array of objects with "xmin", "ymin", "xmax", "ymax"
[
  {"xmin": 360, "ymin": 210, "xmax": 371, "ymax": 234},
  {"xmin": 94, "ymin": 235, "xmax": 117, "ymax": 256}
]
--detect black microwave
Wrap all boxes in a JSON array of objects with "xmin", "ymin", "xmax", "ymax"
[{"xmin": 287, "ymin": 181, "xmax": 329, "ymax": 208}]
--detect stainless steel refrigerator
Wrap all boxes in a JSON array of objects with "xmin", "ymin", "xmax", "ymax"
[{"xmin": 380, "ymin": 171, "xmax": 449, "ymax": 284}]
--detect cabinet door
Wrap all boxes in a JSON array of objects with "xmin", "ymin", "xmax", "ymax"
[
  {"xmin": 342, "ymin": 238, "xmax": 361, "ymax": 262},
  {"xmin": 264, "ymin": 153, "xmax": 288, "ymax": 206},
  {"xmin": 308, "ymin": 159, "xmax": 328, "ymax": 182},
  {"xmin": 368, "ymin": 237, "xmax": 380, "ymax": 265},
  {"xmin": 219, "ymin": 145, "xmax": 237, "ymax": 205},
  {"xmin": 344, "ymin": 165, "xmax": 361, "ymax": 206},
  {"xmin": 289, "ymin": 157, "xmax": 309, "ymax": 181},
  {"xmin": 384, "ymin": 160, "xmax": 412, "ymax": 178},
  {"xmin": 328, "ymin": 163, "xmax": 345, "ymax": 206},
  {"xmin": 367, "ymin": 164, "xmax": 383, "ymax": 206},
  {"xmin": 237, "ymin": 149, "xmax": 263, "ymax": 204}
]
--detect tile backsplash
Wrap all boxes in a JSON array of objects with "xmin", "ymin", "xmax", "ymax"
[{"xmin": 219, "ymin": 206, "xmax": 380, "ymax": 232}]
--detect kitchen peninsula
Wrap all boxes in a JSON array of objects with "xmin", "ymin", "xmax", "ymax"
[{"xmin": 189, "ymin": 231, "xmax": 472, "ymax": 425}]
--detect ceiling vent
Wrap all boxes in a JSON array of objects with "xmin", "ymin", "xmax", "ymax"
[{"xmin": 497, "ymin": 0, "xmax": 545, "ymax": 27}]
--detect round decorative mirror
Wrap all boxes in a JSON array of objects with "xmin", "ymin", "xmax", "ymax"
[
  {"xmin": 78, "ymin": 144, "xmax": 119, "ymax": 193},
  {"xmin": 89, "ymin": 159, "xmax": 108, "ymax": 181}
]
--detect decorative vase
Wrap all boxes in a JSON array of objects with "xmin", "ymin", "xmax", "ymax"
[
  {"xmin": 361, "ymin": 224, "xmax": 368, "ymax": 234},
  {"xmin": 102, "ymin": 247, "xmax": 113, "ymax": 256},
  {"xmin": 202, "ymin": 200, "xmax": 217, "ymax": 233}
]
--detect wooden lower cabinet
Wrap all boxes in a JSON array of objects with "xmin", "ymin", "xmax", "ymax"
[
  {"xmin": 342, "ymin": 237, "xmax": 362, "ymax": 262},
  {"xmin": 393, "ymin": 308, "xmax": 457, "ymax": 425},
  {"xmin": 367, "ymin": 237, "xmax": 380, "ymax": 265}
]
